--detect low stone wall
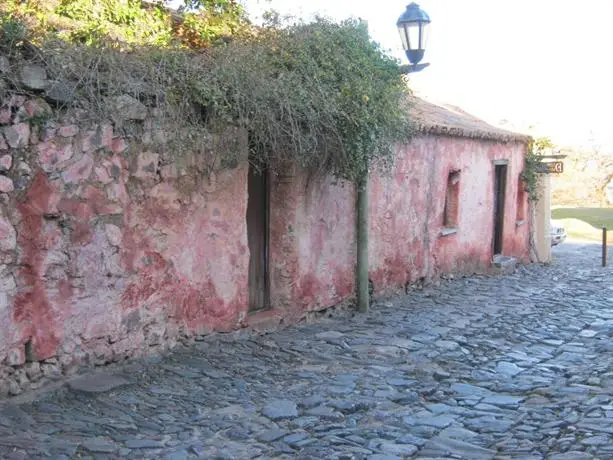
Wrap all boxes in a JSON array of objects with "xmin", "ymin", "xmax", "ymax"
[{"xmin": 0, "ymin": 93, "xmax": 250, "ymax": 397}]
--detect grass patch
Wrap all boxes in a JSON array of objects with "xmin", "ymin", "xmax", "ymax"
[{"xmin": 552, "ymin": 207, "xmax": 613, "ymax": 242}]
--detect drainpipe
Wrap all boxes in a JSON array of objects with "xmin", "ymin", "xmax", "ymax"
[
  {"xmin": 357, "ymin": 175, "xmax": 369, "ymax": 313},
  {"xmin": 528, "ymin": 200, "xmax": 540, "ymax": 263}
]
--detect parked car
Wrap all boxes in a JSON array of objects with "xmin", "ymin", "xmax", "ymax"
[{"xmin": 551, "ymin": 220, "xmax": 567, "ymax": 246}]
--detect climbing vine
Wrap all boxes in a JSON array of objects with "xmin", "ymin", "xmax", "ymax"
[
  {"xmin": 521, "ymin": 136, "xmax": 555, "ymax": 202},
  {"xmin": 0, "ymin": 4, "xmax": 414, "ymax": 180}
]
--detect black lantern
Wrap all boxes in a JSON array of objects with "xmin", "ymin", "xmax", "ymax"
[{"xmin": 397, "ymin": 2, "xmax": 431, "ymax": 72}]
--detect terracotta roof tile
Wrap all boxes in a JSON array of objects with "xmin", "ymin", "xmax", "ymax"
[{"xmin": 410, "ymin": 97, "xmax": 531, "ymax": 143}]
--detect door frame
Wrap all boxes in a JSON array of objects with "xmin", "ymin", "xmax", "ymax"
[
  {"xmin": 492, "ymin": 160, "xmax": 508, "ymax": 256},
  {"xmin": 246, "ymin": 159, "xmax": 270, "ymax": 312}
]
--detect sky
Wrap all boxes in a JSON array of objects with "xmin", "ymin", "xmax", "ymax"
[{"xmin": 174, "ymin": 0, "xmax": 613, "ymax": 149}]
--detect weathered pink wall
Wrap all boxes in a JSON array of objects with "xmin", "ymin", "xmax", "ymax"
[
  {"xmin": 0, "ymin": 95, "xmax": 530, "ymax": 397},
  {"xmin": 269, "ymin": 169, "xmax": 356, "ymax": 314},
  {"xmin": 270, "ymin": 135, "xmax": 530, "ymax": 307},
  {"xmin": 0, "ymin": 95, "xmax": 250, "ymax": 395},
  {"xmin": 369, "ymin": 135, "xmax": 529, "ymax": 293}
]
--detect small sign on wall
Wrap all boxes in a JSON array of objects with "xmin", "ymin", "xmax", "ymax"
[{"xmin": 538, "ymin": 161, "xmax": 564, "ymax": 174}]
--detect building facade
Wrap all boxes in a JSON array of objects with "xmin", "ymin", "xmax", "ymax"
[{"xmin": 0, "ymin": 95, "xmax": 530, "ymax": 395}]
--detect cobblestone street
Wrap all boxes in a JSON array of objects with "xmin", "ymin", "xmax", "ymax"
[{"xmin": 1, "ymin": 241, "xmax": 612, "ymax": 459}]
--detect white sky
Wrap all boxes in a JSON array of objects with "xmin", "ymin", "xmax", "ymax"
[{"xmin": 173, "ymin": 0, "xmax": 613, "ymax": 149}]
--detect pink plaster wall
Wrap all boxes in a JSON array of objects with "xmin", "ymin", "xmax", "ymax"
[
  {"xmin": 0, "ymin": 95, "xmax": 250, "ymax": 395},
  {"xmin": 0, "ymin": 95, "xmax": 530, "ymax": 397},
  {"xmin": 369, "ymin": 135, "xmax": 530, "ymax": 293},
  {"xmin": 270, "ymin": 135, "xmax": 530, "ymax": 307},
  {"xmin": 269, "ymin": 169, "xmax": 356, "ymax": 314}
]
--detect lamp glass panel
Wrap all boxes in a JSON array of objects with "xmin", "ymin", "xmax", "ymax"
[{"xmin": 407, "ymin": 22, "xmax": 420, "ymax": 50}]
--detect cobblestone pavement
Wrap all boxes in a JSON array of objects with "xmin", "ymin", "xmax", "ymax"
[{"xmin": 1, "ymin": 241, "xmax": 613, "ymax": 460}]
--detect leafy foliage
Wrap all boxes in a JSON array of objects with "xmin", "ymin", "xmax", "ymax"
[
  {"xmin": 0, "ymin": 6, "xmax": 414, "ymax": 182},
  {"xmin": 194, "ymin": 18, "xmax": 414, "ymax": 181},
  {"xmin": 1, "ymin": 0, "xmax": 249, "ymax": 47},
  {"xmin": 522, "ymin": 136, "xmax": 555, "ymax": 202}
]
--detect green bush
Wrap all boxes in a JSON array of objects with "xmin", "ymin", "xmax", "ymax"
[
  {"xmin": 0, "ymin": 6, "xmax": 414, "ymax": 182},
  {"xmin": 522, "ymin": 137, "xmax": 555, "ymax": 202},
  {"xmin": 194, "ymin": 18, "xmax": 414, "ymax": 181}
]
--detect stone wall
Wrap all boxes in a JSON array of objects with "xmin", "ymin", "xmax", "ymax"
[
  {"xmin": 267, "ymin": 135, "xmax": 530, "ymax": 312},
  {"xmin": 371, "ymin": 136, "xmax": 529, "ymax": 290},
  {"xmin": 0, "ymin": 92, "xmax": 531, "ymax": 398},
  {"xmin": 0, "ymin": 93, "xmax": 250, "ymax": 397},
  {"xmin": 269, "ymin": 169, "xmax": 356, "ymax": 315}
]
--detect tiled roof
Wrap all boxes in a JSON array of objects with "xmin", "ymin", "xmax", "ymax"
[{"xmin": 410, "ymin": 97, "xmax": 531, "ymax": 143}]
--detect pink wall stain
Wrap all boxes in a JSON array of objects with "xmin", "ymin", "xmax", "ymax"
[
  {"xmin": 269, "ymin": 171, "xmax": 356, "ymax": 313},
  {"xmin": 371, "ymin": 136, "xmax": 529, "ymax": 292},
  {"xmin": 270, "ymin": 135, "xmax": 529, "ymax": 308},
  {"xmin": 119, "ymin": 166, "xmax": 250, "ymax": 334},
  {"xmin": 2, "ymin": 98, "xmax": 530, "ymax": 377},
  {"xmin": 13, "ymin": 172, "xmax": 68, "ymax": 360}
]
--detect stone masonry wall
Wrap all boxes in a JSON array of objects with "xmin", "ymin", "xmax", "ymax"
[
  {"xmin": 0, "ymin": 93, "xmax": 250, "ymax": 397},
  {"xmin": 267, "ymin": 135, "xmax": 531, "ymax": 312},
  {"xmin": 370, "ymin": 135, "xmax": 530, "ymax": 292}
]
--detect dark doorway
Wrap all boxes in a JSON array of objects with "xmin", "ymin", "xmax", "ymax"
[
  {"xmin": 493, "ymin": 163, "xmax": 508, "ymax": 255},
  {"xmin": 246, "ymin": 160, "xmax": 269, "ymax": 311}
]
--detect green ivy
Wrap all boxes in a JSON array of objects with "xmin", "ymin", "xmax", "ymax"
[
  {"xmin": 1, "ymin": 10, "xmax": 414, "ymax": 182},
  {"xmin": 194, "ymin": 18, "xmax": 414, "ymax": 182},
  {"xmin": 521, "ymin": 136, "xmax": 555, "ymax": 202}
]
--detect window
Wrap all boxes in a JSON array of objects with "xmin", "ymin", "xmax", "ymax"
[{"xmin": 443, "ymin": 170, "xmax": 460, "ymax": 229}]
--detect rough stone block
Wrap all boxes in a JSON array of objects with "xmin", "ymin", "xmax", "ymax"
[
  {"xmin": 39, "ymin": 123, "xmax": 57, "ymax": 142},
  {"xmin": 111, "ymin": 137, "xmax": 128, "ymax": 153},
  {"xmin": 0, "ymin": 154, "xmax": 12, "ymax": 170},
  {"xmin": 23, "ymin": 98, "xmax": 52, "ymax": 118},
  {"xmin": 25, "ymin": 362, "xmax": 42, "ymax": 381},
  {"xmin": 94, "ymin": 166, "xmax": 113, "ymax": 184},
  {"xmin": 0, "ymin": 135, "xmax": 7, "ymax": 150},
  {"xmin": 9, "ymin": 94, "xmax": 26, "ymax": 107},
  {"xmin": 28, "ymin": 124, "xmax": 40, "ymax": 146},
  {"xmin": 46, "ymin": 81, "xmax": 74, "ymax": 104},
  {"xmin": 0, "ymin": 176, "xmax": 14, "ymax": 193},
  {"xmin": 80, "ymin": 124, "xmax": 113, "ymax": 153},
  {"xmin": 110, "ymin": 95, "xmax": 147, "ymax": 123},
  {"xmin": 20, "ymin": 64, "xmax": 49, "ymax": 90},
  {"xmin": 41, "ymin": 363, "xmax": 61, "ymax": 379},
  {"xmin": 144, "ymin": 323, "xmax": 166, "ymax": 346},
  {"xmin": 0, "ymin": 109, "xmax": 10, "ymax": 125},
  {"xmin": 105, "ymin": 224, "xmax": 122, "ymax": 246},
  {"xmin": 132, "ymin": 152, "xmax": 159, "ymax": 180},
  {"xmin": 58, "ymin": 124, "xmax": 79, "ymax": 137},
  {"xmin": 3, "ymin": 123, "xmax": 30, "ymax": 148},
  {"xmin": 37, "ymin": 141, "xmax": 73, "ymax": 172},
  {"xmin": 7, "ymin": 347, "xmax": 25, "ymax": 366},
  {"xmin": 0, "ymin": 215, "xmax": 16, "ymax": 251},
  {"xmin": 62, "ymin": 154, "xmax": 94, "ymax": 184},
  {"xmin": 492, "ymin": 255, "xmax": 517, "ymax": 275},
  {"xmin": 8, "ymin": 380, "xmax": 21, "ymax": 395},
  {"xmin": 0, "ymin": 270, "xmax": 16, "ymax": 291}
]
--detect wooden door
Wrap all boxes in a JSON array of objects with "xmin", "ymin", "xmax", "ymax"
[
  {"xmin": 493, "ymin": 164, "xmax": 508, "ymax": 255},
  {"xmin": 247, "ymin": 160, "xmax": 269, "ymax": 311}
]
